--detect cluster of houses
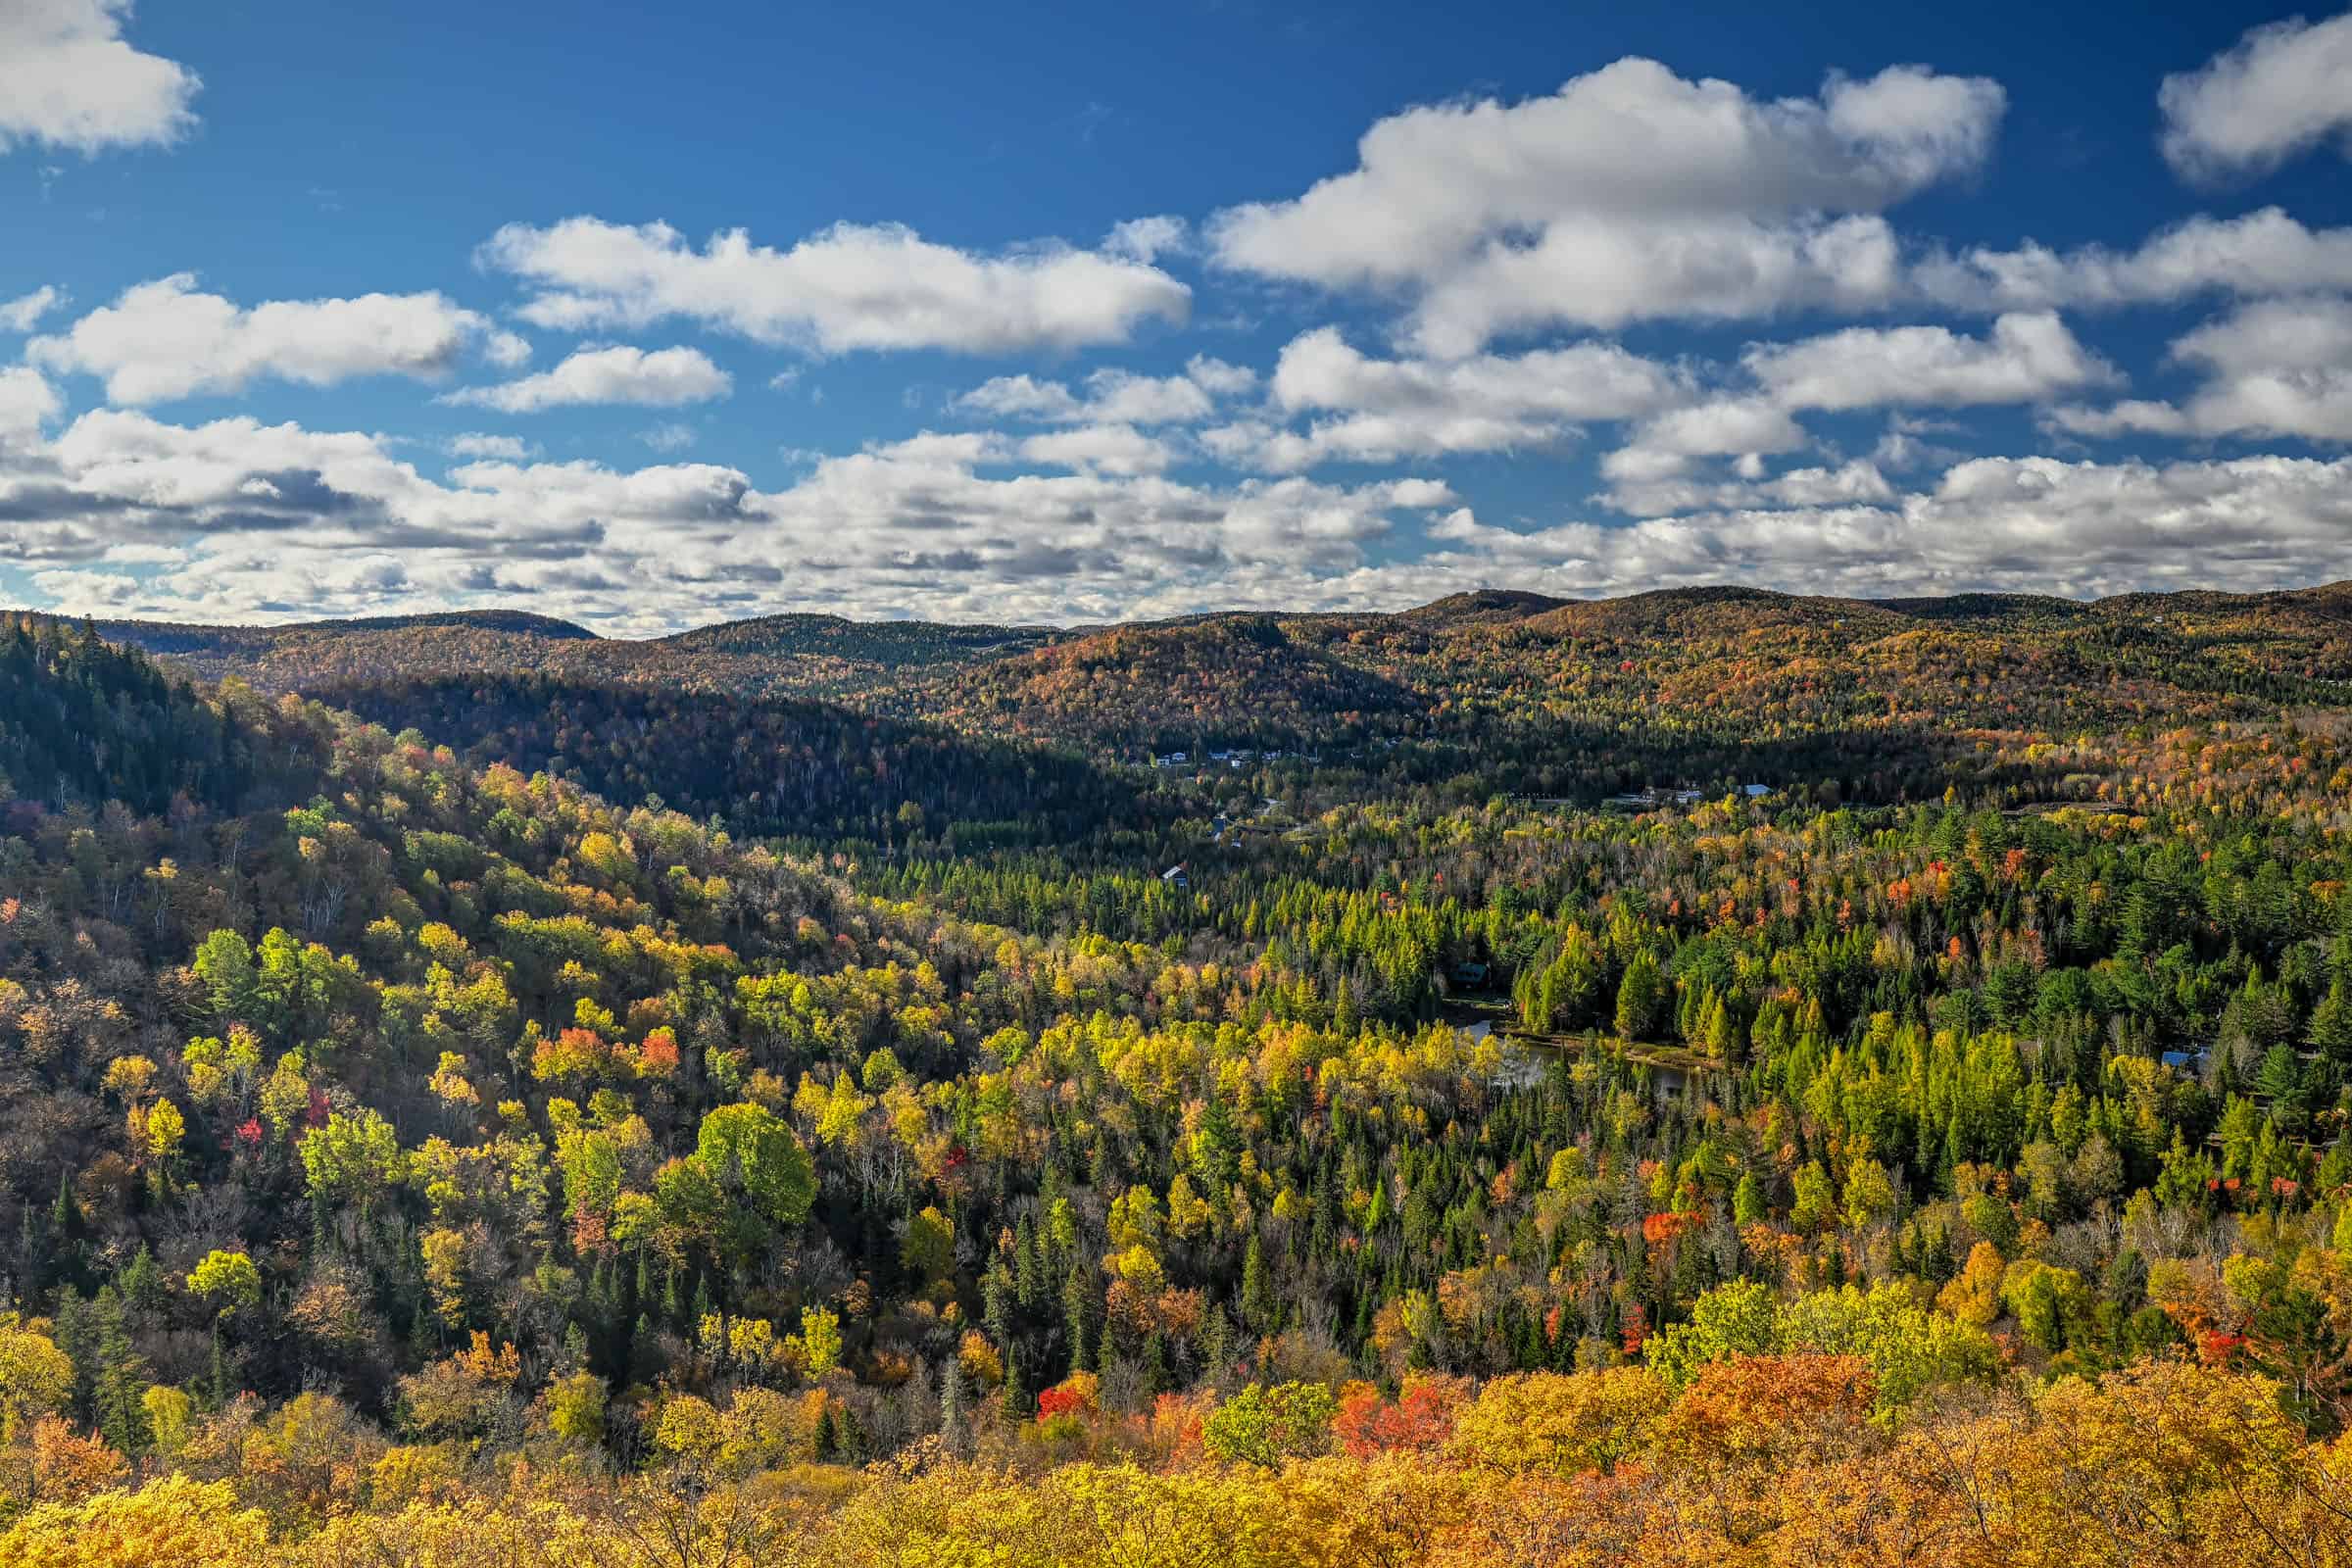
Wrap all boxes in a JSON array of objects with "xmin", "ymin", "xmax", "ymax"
[
  {"xmin": 1601, "ymin": 783, "xmax": 1776, "ymax": 810},
  {"xmin": 1151, "ymin": 748, "xmax": 1290, "ymax": 769},
  {"xmin": 1147, "ymin": 736, "xmax": 1426, "ymax": 770}
]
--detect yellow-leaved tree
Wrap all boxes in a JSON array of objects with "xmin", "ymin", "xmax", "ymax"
[{"xmin": 0, "ymin": 1474, "xmax": 266, "ymax": 1568}]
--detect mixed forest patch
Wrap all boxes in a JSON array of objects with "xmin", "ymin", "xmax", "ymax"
[{"xmin": 3, "ymin": 593, "xmax": 2352, "ymax": 1565}]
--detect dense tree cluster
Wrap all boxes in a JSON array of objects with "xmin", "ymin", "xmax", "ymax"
[
  {"xmin": 0, "ymin": 617, "xmax": 291, "ymax": 817},
  {"xmin": 6, "ymin": 596, "xmax": 2352, "ymax": 1563},
  {"xmin": 79, "ymin": 608, "xmax": 1059, "ymax": 707},
  {"xmin": 309, "ymin": 671, "xmax": 1150, "ymax": 850}
]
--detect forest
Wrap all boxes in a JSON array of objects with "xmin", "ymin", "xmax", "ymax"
[{"xmin": 5, "ymin": 587, "xmax": 2352, "ymax": 1565}]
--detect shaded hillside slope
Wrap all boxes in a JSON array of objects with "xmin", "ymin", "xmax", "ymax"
[{"xmin": 312, "ymin": 671, "xmax": 1150, "ymax": 847}]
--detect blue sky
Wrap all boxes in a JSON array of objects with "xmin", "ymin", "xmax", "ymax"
[{"xmin": 3, "ymin": 1, "xmax": 2351, "ymax": 632}]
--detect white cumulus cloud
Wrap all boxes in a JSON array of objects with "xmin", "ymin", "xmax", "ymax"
[
  {"xmin": 445, "ymin": 432, "xmax": 535, "ymax": 462},
  {"xmin": 2051, "ymin": 296, "xmax": 2352, "ymax": 444},
  {"xmin": 0, "ymin": 0, "xmax": 199, "ymax": 154},
  {"xmin": 2159, "ymin": 10, "xmax": 2352, "ymax": 180},
  {"xmin": 29, "ymin": 275, "xmax": 496, "ymax": 404},
  {"xmin": 954, "ymin": 357, "xmax": 1250, "ymax": 426},
  {"xmin": 1105, "ymin": 216, "xmax": 1188, "ymax": 263},
  {"xmin": 0, "ymin": 368, "xmax": 61, "ymax": 445},
  {"xmin": 0, "ymin": 287, "xmax": 62, "ymax": 332},
  {"xmin": 482, "ymin": 330, "xmax": 533, "ymax": 368},
  {"xmin": 11, "ymin": 398, "xmax": 2352, "ymax": 631},
  {"xmin": 1205, "ymin": 328, "xmax": 1685, "ymax": 471},
  {"xmin": 1018, "ymin": 423, "xmax": 1179, "ymax": 476},
  {"xmin": 1210, "ymin": 58, "xmax": 2002, "ymax": 351},
  {"xmin": 1919, "ymin": 209, "xmax": 2352, "ymax": 310},
  {"xmin": 480, "ymin": 217, "xmax": 1190, "ymax": 356},
  {"xmin": 1743, "ymin": 312, "xmax": 2119, "ymax": 411},
  {"xmin": 442, "ymin": 345, "xmax": 732, "ymax": 413}
]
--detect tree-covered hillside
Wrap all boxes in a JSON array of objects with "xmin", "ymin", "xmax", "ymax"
[
  {"xmin": 79, "ymin": 582, "xmax": 2352, "ymax": 772},
  {"xmin": 309, "ymin": 670, "xmax": 1152, "ymax": 849},
  {"xmin": 0, "ymin": 616, "xmax": 303, "ymax": 817},
  {"xmin": 3, "ymin": 604, "xmax": 2352, "ymax": 1565}
]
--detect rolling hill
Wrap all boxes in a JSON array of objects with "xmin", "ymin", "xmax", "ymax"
[{"xmin": 35, "ymin": 582, "xmax": 2352, "ymax": 769}]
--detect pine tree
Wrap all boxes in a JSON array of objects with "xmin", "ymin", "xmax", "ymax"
[
  {"xmin": 1196, "ymin": 1092, "xmax": 1241, "ymax": 1189},
  {"xmin": 1140, "ymin": 1333, "xmax": 1168, "ymax": 1397},
  {"xmin": 2310, "ymin": 978, "xmax": 2352, "ymax": 1064},
  {"xmin": 1515, "ymin": 1307, "xmax": 1544, "ymax": 1369},
  {"xmin": 1732, "ymin": 1171, "xmax": 1764, "ymax": 1227},
  {"xmin": 1615, "ymin": 953, "xmax": 1664, "ymax": 1041},
  {"xmin": 2258, "ymin": 1043, "xmax": 2306, "ymax": 1124},
  {"xmin": 399, "ymin": 1297, "xmax": 433, "ymax": 1374},
  {"xmin": 16, "ymin": 1202, "xmax": 43, "ymax": 1301},
  {"xmin": 1241, "ymin": 1233, "xmax": 1275, "ymax": 1335},
  {"xmin": 1060, "ymin": 1262, "xmax": 1095, "ymax": 1376},
  {"xmin": 89, "ymin": 1287, "xmax": 152, "ymax": 1456},
  {"xmin": 983, "ymin": 1255, "xmax": 1014, "ymax": 1352},
  {"xmin": 1014, "ymin": 1215, "xmax": 1045, "ymax": 1312},
  {"xmin": 938, "ymin": 1360, "xmax": 965, "ymax": 1457},
  {"xmin": 588, "ymin": 1256, "xmax": 616, "ymax": 1321},
  {"xmin": 813, "ymin": 1402, "xmax": 838, "ymax": 1461},
  {"xmin": 1001, "ymin": 1347, "xmax": 1028, "ymax": 1422},
  {"xmin": 1706, "ymin": 997, "xmax": 1742, "ymax": 1060},
  {"xmin": 50, "ymin": 1170, "xmax": 76, "ymax": 1256},
  {"xmin": 120, "ymin": 1246, "xmax": 163, "ymax": 1314},
  {"xmin": 1201, "ymin": 1305, "xmax": 1236, "ymax": 1388},
  {"xmin": 52, "ymin": 1290, "xmax": 91, "ymax": 1417},
  {"xmin": 631, "ymin": 1313, "xmax": 660, "ymax": 1381}
]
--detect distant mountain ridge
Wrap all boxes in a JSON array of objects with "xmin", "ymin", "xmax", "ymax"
[
  {"xmin": 24, "ymin": 579, "xmax": 2352, "ymax": 760},
  {"xmin": 74, "ymin": 607, "xmax": 598, "ymax": 653},
  {"xmin": 654, "ymin": 611, "xmax": 1060, "ymax": 663},
  {"xmin": 43, "ymin": 578, "xmax": 2352, "ymax": 655}
]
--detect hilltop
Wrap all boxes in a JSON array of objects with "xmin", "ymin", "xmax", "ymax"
[
  {"xmin": 903, "ymin": 613, "xmax": 1427, "ymax": 750},
  {"xmin": 30, "ymin": 581, "xmax": 2352, "ymax": 785}
]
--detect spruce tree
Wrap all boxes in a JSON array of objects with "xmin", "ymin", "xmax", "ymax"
[
  {"xmin": 1241, "ymin": 1233, "xmax": 1275, "ymax": 1335},
  {"xmin": 1060, "ymin": 1262, "xmax": 1095, "ymax": 1376},
  {"xmin": 1014, "ymin": 1215, "xmax": 1044, "ymax": 1312},
  {"xmin": 2310, "ymin": 978, "xmax": 2352, "ymax": 1064},
  {"xmin": 1001, "ymin": 1348, "xmax": 1027, "ymax": 1422},
  {"xmin": 119, "ymin": 1246, "xmax": 163, "ymax": 1314},
  {"xmin": 89, "ymin": 1287, "xmax": 152, "ymax": 1456},
  {"xmin": 813, "ymin": 1402, "xmax": 838, "ymax": 1461},
  {"xmin": 982, "ymin": 1256, "xmax": 1013, "ymax": 1355},
  {"xmin": 1140, "ymin": 1333, "xmax": 1167, "ymax": 1397},
  {"xmin": 938, "ymin": 1360, "xmax": 965, "ymax": 1457}
]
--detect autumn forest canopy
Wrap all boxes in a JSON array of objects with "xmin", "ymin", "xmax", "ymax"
[{"xmin": 6, "ymin": 580, "xmax": 2352, "ymax": 1565}]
